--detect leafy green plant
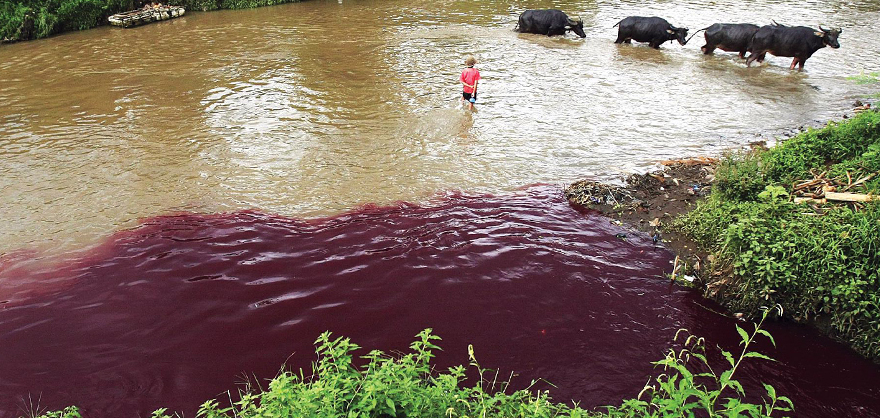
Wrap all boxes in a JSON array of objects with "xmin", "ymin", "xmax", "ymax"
[
  {"xmin": 34, "ymin": 322, "xmax": 794, "ymax": 418},
  {"xmin": 714, "ymin": 151, "xmax": 767, "ymax": 202},
  {"xmin": 757, "ymin": 185, "xmax": 787, "ymax": 202},
  {"xmin": 604, "ymin": 306, "xmax": 792, "ymax": 418},
  {"xmin": 0, "ymin": 0, "xmax": 301, "ymax": 41},
  {"xmin": 32, "ymin": 406, "xmax": 81, "ymax": 418},
  {"xmin": 148, "ymin": 329, "xmax": 583, "ymax": 418}
]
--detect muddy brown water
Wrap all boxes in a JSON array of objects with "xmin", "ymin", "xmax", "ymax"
[
  {"xmin": 1, "ymin": 0, "xmax": 880, "ymax": 416},
  {"xmin": 1, "ymin": 0, "xmax": 879, "ymax": 255}
]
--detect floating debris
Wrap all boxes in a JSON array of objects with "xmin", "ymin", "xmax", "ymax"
[
  {"xmin": 564, "ymin": 180, "xmax": 634, "ymax": 207},
  {"xmin": 109, "ymin": 4, "xmax": 185, "ymax": 28}
]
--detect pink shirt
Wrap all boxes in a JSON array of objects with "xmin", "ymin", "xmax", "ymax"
[{"xmin": 460, "ymin": 67, "xmax": 480, "ymax": 93}]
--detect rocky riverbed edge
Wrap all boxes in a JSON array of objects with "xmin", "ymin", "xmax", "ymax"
[{"xmin": 565, "ymin": 157, "xmax": 717, "ymax": 289}]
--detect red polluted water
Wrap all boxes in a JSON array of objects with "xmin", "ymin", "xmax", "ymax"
[{"xmin": 0, "ymin": 186, "xmax": 878, "ymax": 416}]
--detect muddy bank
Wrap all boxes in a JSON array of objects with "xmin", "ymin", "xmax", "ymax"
[{"xmin": 566, "ymin": 158, "xmax": 717, "ymax": 286}]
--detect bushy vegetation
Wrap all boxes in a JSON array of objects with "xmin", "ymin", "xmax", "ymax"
[
  {"xmin": 1, "ymin": 0, "xmax": 136, "ymax": 41},
  {"xmin": 677, "ymin": 110, "xmax": 880, "ymax": 361},
  {"xmin": 38, "ymin": 319, "xmax": 791, "ymax": 418},
  {"xmin": 0, "ymin": 0, "xmax": 300, "ymax": 42}
]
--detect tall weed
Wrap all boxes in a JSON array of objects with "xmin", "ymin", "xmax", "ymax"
[{"xmin": 604, "ymin": 307, "xmax": 791, "ymax": 418}]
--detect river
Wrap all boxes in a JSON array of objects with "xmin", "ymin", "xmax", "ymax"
[{"xmin": 1, "ymin": 0, "xmax": 879, "ymax": 416}]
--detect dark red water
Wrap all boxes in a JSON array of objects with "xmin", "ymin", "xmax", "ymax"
[{"xmin": 1, "ymin": 186, "xmax": 878, "ymax": 417}]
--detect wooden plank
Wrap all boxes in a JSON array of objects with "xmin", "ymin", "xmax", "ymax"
[{"xmin": 824, "ymin": 192, "xmax": 878, "ymax": 202}]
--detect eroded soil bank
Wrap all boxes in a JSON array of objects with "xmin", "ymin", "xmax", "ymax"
[{"xmin": 566, "ymin": 158, "xmax": 717, "ymax": 282}]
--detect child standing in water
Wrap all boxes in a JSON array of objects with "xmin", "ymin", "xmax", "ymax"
[{"xmin": 460, "ymin": 55, "xmax": 480, "ymax": 111}]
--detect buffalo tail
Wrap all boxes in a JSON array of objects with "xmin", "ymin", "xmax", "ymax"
[{"xmin": 684, "ymin": 27, "xmax": 707, "ymax": 45}]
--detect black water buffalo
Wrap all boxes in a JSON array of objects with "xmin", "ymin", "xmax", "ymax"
[
  {"xmin": 697, "ymin": 23, "xmax": 760, "ymax": 58},
  {"xmin": 516, "ymin": 9, "xmax": 586, "ymax": 38},
  {"xmin": 613, "ymin": 16, "xmax": 688, "ymax": 49},
  {"xmin": 746, "ymin": 25, "xmax": 841, "ymax": 70}
]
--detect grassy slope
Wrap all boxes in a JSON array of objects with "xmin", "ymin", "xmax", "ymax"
[{"xmin": 676, "ymin": 110, "xmax": 880, "ymax": 361}]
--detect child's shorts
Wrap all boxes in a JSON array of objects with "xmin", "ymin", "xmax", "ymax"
[{"xmin": 462, "ymin": 92, "xmax": 477, "ymax": 102}]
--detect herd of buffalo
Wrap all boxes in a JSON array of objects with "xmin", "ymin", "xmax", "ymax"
[{"xmin": 515, "ymin": 9, "xmax": 842, "ymax": 71}]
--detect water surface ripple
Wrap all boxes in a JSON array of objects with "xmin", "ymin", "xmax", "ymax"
[
  {"xmin": 0, "ymin": 187, "xmax": 878, "ymax": 416},
  {"xmin": 1, "ymin": 0, "xmax": 879, "ymax": 253}
]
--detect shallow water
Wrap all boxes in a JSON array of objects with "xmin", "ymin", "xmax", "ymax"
[
  {"xmin": 1, "ymin": 187, "xmax": 878, "ymax": 416},
  {"xmin": 1, "ymin": 0, "xmax": 879, "ymax": 254}
]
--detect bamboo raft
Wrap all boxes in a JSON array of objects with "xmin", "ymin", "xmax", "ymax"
[{"xmin": 108, "ymin": 5, "xmax": 185, "ymax": 28}]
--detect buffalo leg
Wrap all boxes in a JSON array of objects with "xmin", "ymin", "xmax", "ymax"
[
  {"xmin": 789, "ymin": 57, "xmax": 798, "ymax": 70},
  {"xmin": 738, "ymin": 50, "xmax": 747, "ymax": 59},
  {"xmin": 701, "ymin": 44, "xmax": 715, "ymax": 54},
  {"xmin": 746, "ymin": 52, "xmax": 759, "ymax": 67}
]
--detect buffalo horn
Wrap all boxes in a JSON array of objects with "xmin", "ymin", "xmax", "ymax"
[{"xmin": 818, "ymin": 25, "xmax": 828, "ymax": 32}]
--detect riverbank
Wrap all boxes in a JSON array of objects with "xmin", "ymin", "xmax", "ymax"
[
  {"xmin": 0, "ymin": 0, "xmax": 301, "ymax": 43},
  {"xmin": 567, "ymin": 106, "xmax": 880, "ymax": 364},
  {"xmin": 26, "ymin": 109, "xmax": 880, "ymax": 416},
  {"xmin": 37, "ymin": 318, "xmax": 793, "ymax": 418}
]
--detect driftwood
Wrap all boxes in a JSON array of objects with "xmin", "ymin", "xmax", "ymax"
[
  {"xmin": 794, "ymin": 192, "xmax": 877, "ymax": 204},
  {"xmin": 824, "ymin": 192, "xmax": 878, "ymax": 202},
  {"xmin": 789, "ymin": 168, "xmax": 880, "ymax": 211}
]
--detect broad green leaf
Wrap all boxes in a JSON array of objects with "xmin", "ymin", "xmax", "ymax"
[
  {"xmin": 722, "ymin": 350, "xmax": 735, "ymax": 367},
  {"xmin": 736, "ymin": 325, "xmax": 750, "ymax": 345},
  {"xmin": 385, "ymin": 398, "xmax": 395, "ymax": 414},
  {"xmin": 763, "ymin": 383, "xmax": 777, "ymax": 400},
  {"xmin": 757, "ymin": 329, "xmax": 777, "ymax": 347},
  {"xmin": 743, "ymin": 352, "xmax": 777, "ymax": 362}
]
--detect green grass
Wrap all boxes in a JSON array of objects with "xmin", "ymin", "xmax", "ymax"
[
  {"xmin": 676, "ymin": 110, "xmax": 880, "ymax": 361},
  {"xmin": 0, "ymin": 0, "xmax": 300, "ymax": 42},
  {"xmin": 36, "ymin": 319, "xmax": 791, "ymax": 418},
  {"xmin": 847, "ymin": 71, "xmax": 880, "ymax": 85}
]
